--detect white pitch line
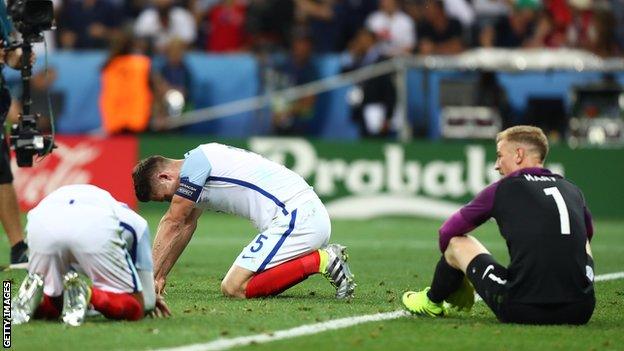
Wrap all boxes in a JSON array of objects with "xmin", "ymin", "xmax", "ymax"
[
  {"xmin": 154, "ymin": 271, "xmax": 624, "ymax": 351},
  {"xmin": 155, "ymin": 310, "xmax": 409, "ymax": 351},
  {"xmin": 594, "ymin": 271, "xmax": 624, "ymax": 282}
]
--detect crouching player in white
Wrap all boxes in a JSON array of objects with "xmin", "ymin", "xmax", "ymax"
[
  {"xmin": 132, "ymin": 143, "xmax": 355, "ymax": 300},
  {"xmin": 11, "ymin": 184, "xmax": 170, "ymax": 326}
]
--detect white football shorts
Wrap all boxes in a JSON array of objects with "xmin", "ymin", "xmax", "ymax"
[{"xmin": 234, "ymin": 195, "xmax": 331, "ymax": 272}]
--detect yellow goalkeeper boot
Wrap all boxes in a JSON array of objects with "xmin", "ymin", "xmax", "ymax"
[
  {"xmin": 445, "ymin": 276, "xmax": 475, "ymax": 312},
  {"xmin": 402, "ymin": 287, "xmax": 447, "ymax": 317}
]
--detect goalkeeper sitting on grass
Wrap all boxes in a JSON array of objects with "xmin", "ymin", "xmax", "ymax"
[{"xmin": 403, "ymin": 126, "xmax": 595, "ymax": 325}]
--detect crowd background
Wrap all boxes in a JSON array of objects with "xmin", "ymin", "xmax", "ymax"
[
  {"xmin": 49, "ymin": 0, "xmax": 624, "ymax": 56},
  {"xmin": 4, "ymin": 0, "xmax": 624, "ymax": 139}
]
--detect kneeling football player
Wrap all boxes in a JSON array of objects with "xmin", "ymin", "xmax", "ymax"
[
  {"xmin": 12, "ymin": 184, "xmax": 170, "ymax": 326},
  {"xmin": 132, "ymin": 143, "xmax": 356, "ymax": 300}
]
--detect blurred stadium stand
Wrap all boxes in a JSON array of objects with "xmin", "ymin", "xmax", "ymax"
[
  {"xmin": 4, "ymin": 0, "xmax": 624, "ymax": 144},
  {"xmin": 5, "ymin": 49, "xmax": 623, "ymax": 142}
]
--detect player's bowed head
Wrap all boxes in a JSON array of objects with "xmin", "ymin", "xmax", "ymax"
[{"xmin": 133, "ymin": 155, "xmax": 184, "ymax": 202}]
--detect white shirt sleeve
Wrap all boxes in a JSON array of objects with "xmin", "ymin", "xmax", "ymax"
[
  {"xmin": 137, "ymin": 270, "xmax": 156, "ymax": 312},
  {"xmin": 176, "ymin": 146, "xmax": 212, "ymax": 202}
]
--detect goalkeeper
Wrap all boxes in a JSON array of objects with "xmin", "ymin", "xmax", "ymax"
[{"xmin": 403, "ymin": 126, "xmax": 595, "ymax": 325}]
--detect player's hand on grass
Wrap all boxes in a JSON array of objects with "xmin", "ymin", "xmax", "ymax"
[{"xmin": 148, "ymin": 295, "xmax": 171, "ymax": 318}]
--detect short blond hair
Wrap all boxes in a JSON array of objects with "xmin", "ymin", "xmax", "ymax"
[{"xmin": 496, "ymin": 125, "xmax": 549, "ymax": 161}]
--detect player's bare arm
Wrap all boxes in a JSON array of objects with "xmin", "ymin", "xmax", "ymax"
[{"xmin": 153, "ymin": 195, "xmax": 202, "ymax": 294}]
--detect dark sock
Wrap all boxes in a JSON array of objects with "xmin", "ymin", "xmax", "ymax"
[
  {"xmin": 10, "ymin": 240, "xmax": 28, "ymax": 263},
  {"xmin": 427, "ymin": 256, "xmax": 464, "ymax": 303}
]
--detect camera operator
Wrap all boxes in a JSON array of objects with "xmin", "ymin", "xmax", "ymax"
[{"xmin": 0, "ymin": 0, "xmax": 34, "ymax": 268}]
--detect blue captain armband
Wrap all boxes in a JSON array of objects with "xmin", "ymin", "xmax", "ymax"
[
  {"xmin": 175, "ymin": 177, "xmax": 203, "ymax": 202},
  {"xmin": 176, "ymin": 147, "xmax": 212, "ymax": 202}
]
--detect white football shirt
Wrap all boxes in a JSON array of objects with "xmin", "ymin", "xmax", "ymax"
[
  {"xmin": 29, "ymin": 184, "xmax": 153, "ymax": 272},
  {"xmin": 174, "ymin": 143, "xmax": 314, "ymax": 231}
]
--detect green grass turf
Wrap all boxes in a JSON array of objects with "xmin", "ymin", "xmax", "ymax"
[{"xmin": 1, "ymin": 211, "xmax": 623, "ymax": 351}]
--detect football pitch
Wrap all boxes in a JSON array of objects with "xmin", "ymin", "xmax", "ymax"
[{"xmin": 1, "ymin": 209, "xmax": 623, "ymax": 351}]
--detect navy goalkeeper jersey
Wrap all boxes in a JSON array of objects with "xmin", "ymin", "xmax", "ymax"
[{"xmin": 439, "ymin": 167, "xmax": 595, "ymax": 304}]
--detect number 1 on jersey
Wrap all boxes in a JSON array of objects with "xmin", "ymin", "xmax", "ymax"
[{"xmin": 543, "ymin": 187, "xmax": 571, "ymax": 235}]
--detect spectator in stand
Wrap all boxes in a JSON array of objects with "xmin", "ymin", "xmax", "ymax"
[
  {"xmin": 365, "ymin": 0, "xmax": 416, "ymax": 56},
  {"xmin": 611, "ymin": 0, "xmax": 624, "ymax": 53},
  {"xmin": 99, "ymin": 32, "xmax": 153, "ymax": 135},
  {"xmin": 270, "ymin": 31, "xmax": 318, "ymax": 135},
  {"xmin": 246, "ymin": 0, "xmax": 295, "ymax": 51},
  {"xmin": 441, "ymin": 0, "xmax": 475, "ymax": 29},
  {"xmin": 417, "ymin": 0, "xmax": 464, "ymax": 55},
  {"xmin": 341, "ymin": 29, "xmax": 396, "ymax": 137},
  {"xmin": 479, "ymin": 0, "xmax": 543, "ymax": 48},
  {"xmin": 404, "ymin": 0, "xmax": 424, "ymax": 25},
  {"xmin": 473, "ymin": 0, "xmax": 510, "ymax": 27},
  {"xmin": 537, "ymin": 0, "xmax": 571, "ymax": 48},
  {"xmin": 294, "ymin": 0, "xmax": 339, "ymax": 53},
  {"xmin": 152, "ymin": 38, "xmax": 193, "ymax": 130},
  {"xmin": 190, "ymin": 0, "xmax": 222, "ymax": 21},
  {"xmin": 58, "ymin": 0, "xmax": 124, "ymax": 49},
  {"xmin": 204, "ymin": 0, "xmax": 248, "ymax": 52},
  {"xmin": 565, "ymin": 0, "xmax": 593, "ymax": 49},
  {"xmin": 156, "ymin": 39, "xmax": 192, "ymax": 100},
  {"xmin": 568, "ymin": 0, "xmax": 622, "ymax": 56},
  {"xmin": 334, "ymin": 0, "xmax": 379, "ymax": 52},
  {"xmin": 124, "ymin": 0, "xmax": 152, "ymax": 19},
  {"xmin": 134, "ymin": 0, "xmax": 196, "ymax": 53},
  {"xmin": 520, "ymin": 0, "xmax": 619, "ymax": 51},
  {"xmin": 584, "ymin": 6, "xmax": 620, "ymax": 56},
  {"xmin": 472, "ymin": 0, "xmax": 509, "ymax": 45},
  {"xmin": 189, "ymin": 0, "xmax": 220, "ymax": 49}
]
